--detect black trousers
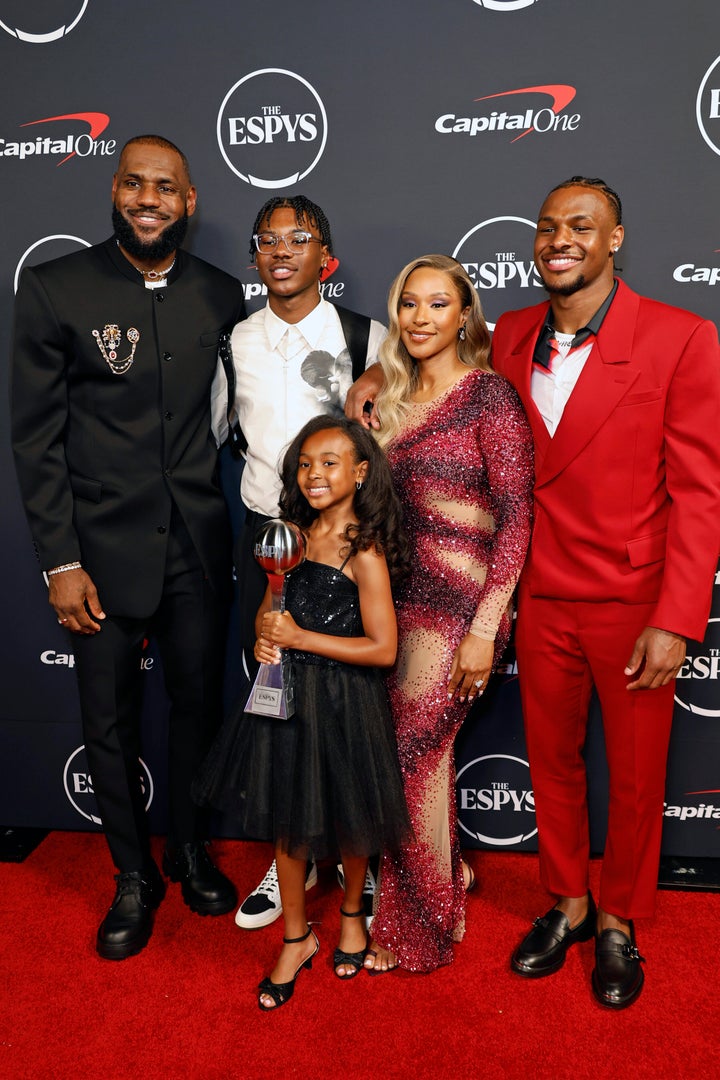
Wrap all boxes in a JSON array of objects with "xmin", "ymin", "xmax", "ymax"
[{"xmin": 73, "ymin": 540, "xmax": 230, "ymax": 873}]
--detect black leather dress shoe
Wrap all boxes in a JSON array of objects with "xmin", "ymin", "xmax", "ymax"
[
  {"xmin": 511, "ymin": 893, "xmax": 597, "ymax": 978},
  {"xmin": 96, "ymin": 866, "xmax": 166, "ymax": 960},
  {"xmin": 591, "ymin": 923, "xmax": 645, "ymax": 1009},
  {"xmin": 162, "ymin": 842, "xmax": 237, "ymax": 915}
]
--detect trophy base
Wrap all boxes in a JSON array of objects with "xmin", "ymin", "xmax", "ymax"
[{"xmin": 245, "ymin": 660, "xmax": 296, "ymax": 719}]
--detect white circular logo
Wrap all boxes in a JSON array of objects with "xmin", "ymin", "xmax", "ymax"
[
  {"xmin": 472, "ymin": 0, "xmax": 538, "ymax": 9},
  {"xmin": 14, "ymin": 234, "xmax": 91, "ymax": 293},
  {"xmin": 452, "ymin": 216, "xmax": 543, "ymax": 330},
  {"xmin": 0, "ymin": 0, "xmax": 89, "ymax": 42},
  {"xmin": 696, "ymin": 54, "xmax": 720, "ymax": 158},
  {"xmin": 63, "ymin": 745, "xmax": 154, "ymax": 825},
  {"xmin": 456, "ymin": 753, "xmax": 537, "ymax": 846},
  {"xmin": 674, "ymin": 617, "xmax": 720, "ymax": 717},
  {"xmin": 216, "ymin": 68, "xmax": 328, "ymax": 189}
]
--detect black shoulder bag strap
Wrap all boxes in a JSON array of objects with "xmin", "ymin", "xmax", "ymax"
[
  {"xmin": 335, "ymin": 304, "xmax": 372, "ymax": 380},
  {"xmin": 219, "ymin": 329, "xmax": 247, "ymax": 459}
]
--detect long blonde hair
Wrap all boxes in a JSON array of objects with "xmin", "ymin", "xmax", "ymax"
[{"xmin": 375, "ymin": 254, "xmax": 491, "ymax": 447}]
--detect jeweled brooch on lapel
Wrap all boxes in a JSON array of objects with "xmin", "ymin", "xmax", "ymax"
[{"xmin": 92, "ymin": 324, "xmax": 140, "ymax": 375}]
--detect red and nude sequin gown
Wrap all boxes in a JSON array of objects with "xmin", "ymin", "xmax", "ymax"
[{"xmin": 372, "ymin": 368, "xmax": 534, "ymax": 972}]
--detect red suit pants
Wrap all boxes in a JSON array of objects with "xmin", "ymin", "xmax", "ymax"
[{"xmin": 516, "ymin": 591, "xmax": 675, "ymax": 919}]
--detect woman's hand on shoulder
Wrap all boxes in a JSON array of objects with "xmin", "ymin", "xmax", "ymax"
[
  {"xmin": 344, "ymin": 363, "xmax": 384, "ymax": 430},
  {"xmin": 447, "ymin": 634, "xmax": 494, "ymax": 703}
]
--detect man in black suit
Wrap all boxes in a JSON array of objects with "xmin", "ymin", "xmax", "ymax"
[{"xmin": 11, "ymin": 134, "xmax": 246, "ymax": 959}]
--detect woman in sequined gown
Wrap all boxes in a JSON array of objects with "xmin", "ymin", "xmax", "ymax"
[{"xmin": 366, "ymin": 255, "xmax": 534, "ymax": 973}]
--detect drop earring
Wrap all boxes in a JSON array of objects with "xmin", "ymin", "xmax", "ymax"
[{"xmin": 458, "ymin": 325, "xmax": 466, "ymax": 341}]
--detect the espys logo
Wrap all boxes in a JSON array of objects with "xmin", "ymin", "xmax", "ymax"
[
  {"xmin": 217, "ymin": 69, "xmax": 327, "ymax": 189},
  {"xmin": 0, "ymin": 0, "xmax": 89, "ymax": 42},
  {"xmin": 696, "ymin": 55, "xmax": 720, "ymax": 158},
  {"xmin": 63, "ymin": 745, "xmax": 154, "ymax": 825},
  {"xmin": 675, "ymin": 617, "xmax": 720, "ymax": 717},
  {"xmin": 472, "ymin": 0, "xmax": 538, "ymax": 9},
  {"xmin": 452, "ymin": 216, "xmax": 542, "ymax": 330},
  {"xmin": 436, "ymin": 85, "xmax": 579, "ymax": 144},
  {"xmin": 673, "ymin": 248, "xmax": 720, "ymax": 288},
  {"xmin": 14, "ymin": 235, "xmax": 91, "ymax": 293},
  {"xmin": 456, "ymin": 754, "xmax": 536, "ymax": 847},
  {"xmin": 1, "ymin": 112, "xmax": 114, "ymax": 166}
]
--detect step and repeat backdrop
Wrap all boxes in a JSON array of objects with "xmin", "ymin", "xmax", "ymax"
[{"xmin": 2, "ymin": 0, "xmax": 720, "ymax": 857}]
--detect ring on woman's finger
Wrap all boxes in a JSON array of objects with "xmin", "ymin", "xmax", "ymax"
[{"xmin": 474, "ymin": 678, "xmax": 484, "ymax": 688}]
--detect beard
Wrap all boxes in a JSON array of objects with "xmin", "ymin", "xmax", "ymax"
[
  {"xmin": 541, "ymin": 272, "xmax": 587, "ymax": 297},
  {"xmin": 112, "ymin": 205, "xmax": 189, "ymax": 262}
]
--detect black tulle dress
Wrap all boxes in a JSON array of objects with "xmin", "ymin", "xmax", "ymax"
[{"xmin": 193, "ymin": 559, "xmax": 411, "ymax": 860}]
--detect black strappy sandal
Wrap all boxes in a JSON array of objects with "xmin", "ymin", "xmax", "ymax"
[
  {"xmin": 333, "ymin": 907, "xmax": 368, "ymax": 980},
  {"xmin": 257, "ymin": 925, "xmax": 319, "ymax": 1011}
]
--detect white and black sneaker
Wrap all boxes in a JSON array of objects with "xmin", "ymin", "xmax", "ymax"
[{"xmin": 235, "ymin": 858, "xmax": 318, "ymax": 929}]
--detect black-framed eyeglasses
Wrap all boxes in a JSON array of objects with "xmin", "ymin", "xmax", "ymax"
[{"xmin": 252, "ymin": 230, "xmax": 323, "ymax": 255}]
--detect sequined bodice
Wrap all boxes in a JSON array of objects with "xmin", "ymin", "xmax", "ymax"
[
  {"xmin": 386, "ymin": 369, "xmax": 533, "ymax": 635},
  {"xmin": 284, "ymin": 559, "xmax": 362, "ymax": 666}
]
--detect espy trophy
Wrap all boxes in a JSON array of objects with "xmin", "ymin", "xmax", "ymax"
[{"xmin": 244, "ymin": 518, "xmax": 306, "ymax": 719}]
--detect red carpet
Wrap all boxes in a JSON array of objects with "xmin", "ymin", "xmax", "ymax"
[{"xmin": 1, "ymin": 833, "xmax": 719, "ymax": 1079}]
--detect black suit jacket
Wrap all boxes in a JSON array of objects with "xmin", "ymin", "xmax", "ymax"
[{"xmin": 11, "ymin": 238, "xmax": 246, "ymax": 617}]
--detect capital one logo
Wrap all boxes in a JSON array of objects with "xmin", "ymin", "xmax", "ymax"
[
  {"xmin": 243, "ymin": 254, "xmax": 345, "ymax": 305},
  {"xmin": 14, "ymin": 235, "xmax": 91, "ymax": 293},
  {"xmin": 63, "ymin": 745, "xmax": 154, "ymax": 825},
  {"xmin": 472, "ymin": 0, "xmax": 538, "ymax": 9},
  {"xmin": 664, "ymin": 789, "xmax": 720, "ymax": 824},
  {"xmin": 456, "ymin": 754, "xmax": 537, "ymax": 846},
  {"xmin": 436, "ymin": 85, "xmax": 579, "ymax": 144},
  {"xmin": 217, "ymin": 68, "xmax": 328, "ymax": 189},
  {"xmin": 452, "ymin": 216, "xmax": 543, "ymax": 330},
  {"xmin": 696, "ymin": 55, "xmax": 720, "ymax": 157},
  {"xmin": 0, "ymin": 1, "xmax": 90, "ymax": 42},
  {"xmin": 0, "ymin": 112, "xmax": 114, "ymax": 167},
  {"xmin": 675, "ymin": 617, "xmax": 720, "ymax": 717},
  {"xmin": 672, "ymin": 248, "xmax": 720, "ymax": 289}
]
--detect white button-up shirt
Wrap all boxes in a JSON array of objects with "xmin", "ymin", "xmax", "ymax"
[{"xmin": 211, "ymin": 298, "xmax": 386, "ymax": 516}]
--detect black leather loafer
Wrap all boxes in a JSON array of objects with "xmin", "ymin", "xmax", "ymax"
[
  {"xmin": 511, "ymin": 892, "xmax": 597, "ymax": 978},
  {"xmin": 591, "ymin": 924, "xmax": 645, "ymax": 1009},
  {"xmin": 96, "ymin": 865, "xmax": 166, "ymax": 960},
  {"xmin": 162, "ymin": 842, "xmax": 236, "ymax": 915}
]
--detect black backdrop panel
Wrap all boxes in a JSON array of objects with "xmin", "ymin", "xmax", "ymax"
[{"xmin": 2, "ymin": 0, "xmax": 719, "ymax": 856}]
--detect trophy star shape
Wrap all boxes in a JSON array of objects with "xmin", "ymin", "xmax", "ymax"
[{"xmin": 245, "ymin": 518, "xmax": 306, "ymax": 719}]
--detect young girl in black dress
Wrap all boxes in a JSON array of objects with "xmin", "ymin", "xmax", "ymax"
[{"xmin": 195, "ymin": 416, "xmax": 410, "ymax": 1010}]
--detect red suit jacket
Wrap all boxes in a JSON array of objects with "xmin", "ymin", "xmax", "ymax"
[{"xmin": 492, "ymin": 279, "xmax": 720, "ymax": 642}]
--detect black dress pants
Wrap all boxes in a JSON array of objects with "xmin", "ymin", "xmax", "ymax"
[{"xmin": 73, "ymin": 539, "xmax": 229, "ymax": 873}]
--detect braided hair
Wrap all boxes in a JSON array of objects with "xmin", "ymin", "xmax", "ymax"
[
  {"xmin": 249, "ymin": 195, "xmax": 334, "ymax": 258},
  {"xmin": 546, "ymin": 176, "xmax": 623, "ymax": 225}
]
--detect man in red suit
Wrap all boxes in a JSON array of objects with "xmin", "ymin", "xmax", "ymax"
[{"xmin": 492, "ymin": 176, "xmax": 720, "ymax": 1009}]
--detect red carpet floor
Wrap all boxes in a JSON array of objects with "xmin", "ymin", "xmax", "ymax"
[{"xmin": 1, "ymin": 832, "xmax": 719, "ymax": 1079}]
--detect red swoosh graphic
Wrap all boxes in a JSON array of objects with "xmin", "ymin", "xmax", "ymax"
[
  {"xmin": 685, "ymin": 789, "xmax": 720, "ymax": 795},
  {"xmin": 20, "ymin": 112, "xmax": 110, "ymax": 165},
  {"xmin": 473, "ymin": 85, "xmax": 576, "ymax": 143}
]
